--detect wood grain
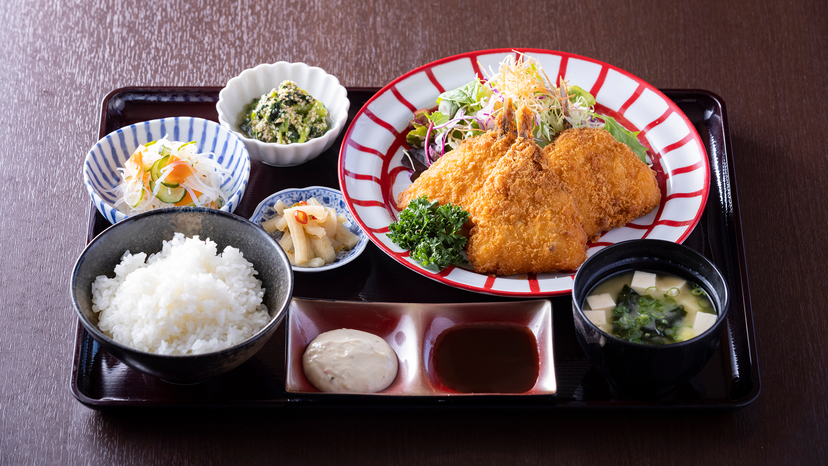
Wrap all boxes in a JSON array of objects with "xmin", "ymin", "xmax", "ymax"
[{"xmin": 1, "ymin": 0, "xmax": 827, "ymax": 464}]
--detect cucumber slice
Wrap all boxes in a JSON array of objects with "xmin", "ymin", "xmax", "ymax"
[
  {"xmin": 150, "ymin": 178, "xmax": 186, "ymax": 203},
  {"xmin": 156, "ymin": 186, "xmax": 186, "ymax": 204},
  {"xmin": 126, "ymin": 186, "xmax": 144, "ymax": 208},
  {"xmin": 150, "ymin": 156, "xmax": 167, "ymax": 182},
  {"xmin": 150, "ymin": 155, "xmax": 180, "ymax": 188},
  {"xmin": 160, "ymin": 178, "xmax": 180, "ymax": 188}
]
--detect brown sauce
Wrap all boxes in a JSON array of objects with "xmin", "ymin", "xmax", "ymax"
[{"xmin": 432, "ymin": 323, "xmax": 539, "ymax": 393}]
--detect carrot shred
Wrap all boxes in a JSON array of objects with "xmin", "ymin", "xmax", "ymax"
[
  {"xmin": 165, "ymin": 156, "xmax": 193, "ymax": 184},
  {"xmin": 174, "ymin": 189, "xmax": 202, "ymax": 206}
]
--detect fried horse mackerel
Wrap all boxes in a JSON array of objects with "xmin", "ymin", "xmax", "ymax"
[{"xmin": 395, "ymin": 101, "xmax": 660, "ymax": 276}]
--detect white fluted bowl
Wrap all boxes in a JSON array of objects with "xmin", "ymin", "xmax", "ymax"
[
  {"xmin": 217, "ymin": 62, "xmax": 349, "ymax": 167},
  {"xmin": 83, "ymin": 117, "xmax": 251, "ymax": 224}
]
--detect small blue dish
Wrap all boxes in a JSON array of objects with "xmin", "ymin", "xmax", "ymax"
[
  {"xmin": 83, "ymin": 117, "xmax": 251, "ymax": 224},
  {"xmin": 250, "ymin": 186, "xmax": 369, "ymax": 272}
]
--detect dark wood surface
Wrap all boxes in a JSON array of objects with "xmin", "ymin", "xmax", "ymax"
[{"xmin": 2, "ymin": 0, "xmax": 826, "ymax": 464}]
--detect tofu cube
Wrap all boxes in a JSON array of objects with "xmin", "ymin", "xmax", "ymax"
[
  {"xmin": 631, "ymin": 271, "xmax": 657, "ymax": 295},
  {"xmin": 584, "ymin": 310, "xmax": 607, "ymax": 326},
  {"xmin": 693, "ymin": 311, "xmax": 717, "ymax": 335},
  {"xmin": 658, "ymin": 275, "xmax": 687, "ymax": 294},
  {"xmin": 586, "ymin": 293, "xmax": 615, "ymax": 311}
]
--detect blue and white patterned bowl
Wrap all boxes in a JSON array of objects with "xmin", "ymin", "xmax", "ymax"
[
  {"xmin": 83, "ymin": 117, "xmax": 251, "ymax": 224},
  {"xmin": 250, "ymin": 186, "xmax": 368, "ymax": 272}
]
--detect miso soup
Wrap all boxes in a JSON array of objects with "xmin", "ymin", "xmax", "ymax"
[{"xmin": 583, "ymin": 270, "xmax": 717, "ymax": 345}]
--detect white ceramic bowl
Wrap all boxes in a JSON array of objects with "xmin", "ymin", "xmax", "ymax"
[
  {"xmin": 83, "ymin": 117, "xmax": 251, "ymax": 224},
  {"xmin": 217, "ymin": 62, "xmax": 350, "ymax": 167},
  {"xmin": 250, "ymin": 186, "xmax": 368, "ymax": 272}
]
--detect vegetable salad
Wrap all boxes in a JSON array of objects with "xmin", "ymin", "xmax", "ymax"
[
  {"xmin": 405, "ymin": 53, "xmax": 650, "ymax": 167},
  {"xmin": 113, "ymin": 137, "xmax": 229, "ymax": 214}
]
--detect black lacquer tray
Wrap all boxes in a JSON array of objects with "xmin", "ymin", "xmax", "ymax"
[{"xmin": 71, "ymin": 87, "xmax": 759, "ymax": 409}]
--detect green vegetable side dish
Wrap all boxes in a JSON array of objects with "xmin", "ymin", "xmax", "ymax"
[
  {"xmin": 239, "ymin": 80, "xmax": 330, "ymax": 144},
  {"xmin": 387, "ymin": 196, "xmax": 470, "ymax": 270}
]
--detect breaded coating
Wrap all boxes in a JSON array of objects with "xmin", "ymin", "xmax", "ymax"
[
  {"xmin": 544, "ymin": 128, "xmax": 661, "ymax": 242},
  {"xmin": 465, "ymin": 112, "xmax": 588, "ymax": 275},
  {"xmin": 395, "ymin": 106, "xmax": 660, "ymax": 276},
  {"xmin": 396, "ymin": 103, "xmax": 516, "ymax": 211}
]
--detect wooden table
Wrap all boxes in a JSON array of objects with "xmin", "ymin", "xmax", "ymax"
[{"xmin": 2, "ymin": 0, "xmax": 826, "ymax": 463}]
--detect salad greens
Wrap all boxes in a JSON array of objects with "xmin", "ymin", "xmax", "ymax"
[
  {"xmin": 437, "ymin": 79, "xmax": 492, "ymax": 119},
  {"xmin": 601, "ymin": 116, "xmax": 650, "ymax": 164},
  {"xmin": 405, "ymin": 53, "xmax": 651, "ymax": 165},
  {"xmin": 387, "ymin": 196, "xmax": 469, "ymax": 270}
]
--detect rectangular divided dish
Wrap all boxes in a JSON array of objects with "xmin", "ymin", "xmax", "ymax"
[
  {"xmin": 286, "ymin": 299, "xmax": 555, "ymax": 396},
  {"xmin": 72, "ymin": 87, "xmax": 759, "ymax": 409}
]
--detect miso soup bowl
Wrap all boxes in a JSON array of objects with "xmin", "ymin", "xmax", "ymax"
[{"xmin": 572, "ymin": 239, "xmax": 730, "ymax": 396}]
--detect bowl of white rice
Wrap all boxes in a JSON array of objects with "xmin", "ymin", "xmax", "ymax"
[{"xmin": 70, "ymin": 207, "xmax": 294, "ymax": 384}]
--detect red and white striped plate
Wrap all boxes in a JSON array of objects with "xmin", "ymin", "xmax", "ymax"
[{"xmin": 338, "ymin": 49, "xmax": 709, "ymax": 297}]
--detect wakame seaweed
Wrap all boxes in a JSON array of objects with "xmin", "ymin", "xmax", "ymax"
[{"xmin": 611, "ymin": 285, "xmax": 688, "ymax": 345}]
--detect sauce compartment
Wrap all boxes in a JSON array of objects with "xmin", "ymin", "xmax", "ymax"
[
  {"xmin": 286, "ymin": 299, "xmax": 418, "ymax": 394},
  {"xmin": 286, "ymin": 298, "xmax": 555, "ymax": 396},
  {"xmin": 422, "ymin": 301, "xmax": 555, "ymax": 395}
]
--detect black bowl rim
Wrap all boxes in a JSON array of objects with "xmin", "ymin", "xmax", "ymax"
[
  {"xmin": 69, "ymin": 206, "xmax": 294, "ymax": 360},
  {"xmin": 572, "ymin": 239, "xmax": 730, "ymax": 349}
]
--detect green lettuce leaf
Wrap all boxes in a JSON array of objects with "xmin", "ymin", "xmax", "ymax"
[
  {"xmin": 567, "ymin": 85, "xmax": 596, "ymax": 106},
  {"xmin": 602, "ymin": 116, "xmax": 650, "ymax": 164},
  {"xmin": 405, "ymin": 110, "xmax": 450, "ymax": 148},
  {"xmin": 437, "ymin": 80, "xmax": 482, "ymax": 116}
]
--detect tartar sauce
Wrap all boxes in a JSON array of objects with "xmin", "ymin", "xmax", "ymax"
[{"xmin": 302, "ymin": 329, "xmax": 398, "ymax": 393}]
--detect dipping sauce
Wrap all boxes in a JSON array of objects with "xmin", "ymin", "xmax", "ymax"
[
  {"xmin": 584, "ymin": 270, "xmax": 717, "ymax": 345},
  {"xmin": 433, "ymin": 323, "xmax": 539, "ymax": 393},
  {"xmin": 302, "ymin": 329, "xmax": 398, "ymax": 393}
]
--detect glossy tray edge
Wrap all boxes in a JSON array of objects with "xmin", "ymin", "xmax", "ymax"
[
  {"xmin": 689, "ymin": 88, "xmax": 760, "ymax": 407},
  {"xmin": 70, "ymin": 87, "xmax": 760, "ymax": 410}
]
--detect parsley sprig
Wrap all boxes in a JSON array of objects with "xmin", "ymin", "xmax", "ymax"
[{"xmin": 387, "ymin": 196, "xmax": 469, "ymax": 270}]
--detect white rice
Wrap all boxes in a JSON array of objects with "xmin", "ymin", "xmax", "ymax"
[{"xmin": 91, "ymin": 233, "xmax": 270, "ymax": 355}]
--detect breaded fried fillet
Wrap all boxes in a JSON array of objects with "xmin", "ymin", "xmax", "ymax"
[
  {"xmin": 396, "ymin": 103, "xmax": 517, "ymax": 211},
  {"xmin": 544, "ymin": 128, "xmax": 661, "ymax": 242},
  {"xmin": 465, "ymin": 111, "xmax": 588, "ymax": 275}
]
